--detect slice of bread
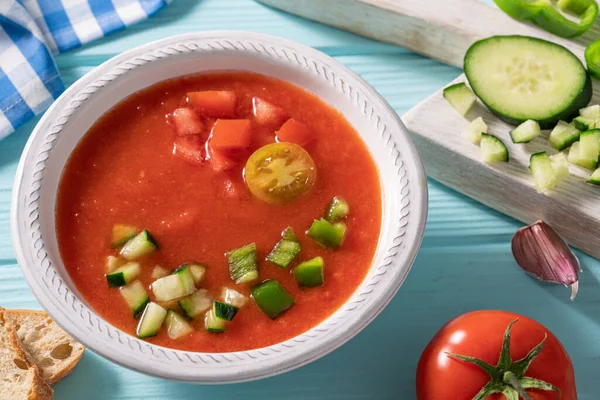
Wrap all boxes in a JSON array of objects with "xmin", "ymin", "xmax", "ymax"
[
  {"xmin": 7, "ymin": 310, "xmax": 84, "ymax": 386},
  {"xmin": 0, "ymin": 307, "xmax": 53, "ymax": 400}
]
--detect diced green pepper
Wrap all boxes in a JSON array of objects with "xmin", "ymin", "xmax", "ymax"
[
  {"xmin": 307, "ymin": 219, "xmax": 346, "ymax": 249},
  {"xmin": 266, "ymin": 227, "xmax": 301, "ymax": 268},
  {"xmin": 226, "ymin": 243, "xmax": 259, "ymax": 284},
  {"xmin": 251, "ymin": 280, "xmax": 295, "ymax": 319},
  {"xmin": 293, "ymin": 257, "xmax": 324, "ymax": 287},
  {"xmin": 324, "ymin": 196, "xmax": 350, "ymax": 222}
]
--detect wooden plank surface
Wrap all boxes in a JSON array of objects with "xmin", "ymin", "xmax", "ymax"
[{"xmin": 2, "ymin": 0, "xmax": 600, "ymax": 398}]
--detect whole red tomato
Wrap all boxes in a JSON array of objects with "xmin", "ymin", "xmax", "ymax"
[{"xmin": 416, "ymin": 311, "xmax": 576, "ymax": 399}]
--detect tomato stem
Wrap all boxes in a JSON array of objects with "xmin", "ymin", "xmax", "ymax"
[{"xmin": 447, "ymin": 319, "xmax": 562, "ymax": 400}]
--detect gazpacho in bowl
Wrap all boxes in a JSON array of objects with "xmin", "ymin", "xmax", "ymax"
[{"xmin": 56, "ymin": 72, "xmax": 382, "ymax": 352}]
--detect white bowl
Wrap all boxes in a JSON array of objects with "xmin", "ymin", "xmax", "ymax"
[{"xmin": 11, "ymin": 31, "xmax": 427, "ymax": 383}]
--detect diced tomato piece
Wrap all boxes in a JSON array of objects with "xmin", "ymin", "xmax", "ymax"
[
  {"xmin": 210, "ymin": 119, "xmax": 252, "ymax": 151},
  {"xmin": 208, "ymin": 147, "xmax": 236, "ymax": 172},
  {"xmin": 169, "ymin": 107, "xmax": 204, "ymax": 136},
  {"xmin": 252, "ymin": 97, "xmax": 287, "ymax": 126},
  {"xmin": 276, "ymin": 118, "xmax": 316, "ymax": 147},
  {"xmin": 173, "ymin": 135, "xmax": 204, "ymax": 164},
  {"xmin": 187, "ymin": 91, "xmax": 236, "ymax": 118}
]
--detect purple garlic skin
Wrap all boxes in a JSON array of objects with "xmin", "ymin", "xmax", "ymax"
[{"xmin": 512, "ymin": 220, "xmax": 581, "ymax": 300}]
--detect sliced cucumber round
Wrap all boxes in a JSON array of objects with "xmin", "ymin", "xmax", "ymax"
[{"xmin": 464, "ymin": 36, "xmax": 592, "ymax": 129}]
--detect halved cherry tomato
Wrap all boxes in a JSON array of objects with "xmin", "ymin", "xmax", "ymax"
[
  {"xmin": 169, "ymin": 107, "xmax": 204, "ymax": 136},
  {"xmin": 210, "ymin": 119, "xmax": 252, "ymax": 151},
  {"xmin": 276, "ymin": 118, "xmax": 316, "ymax": 147},
  {"xmin": 252, "ymin": 97, "xmax": 287, "ymax": 126},
  {"xmin": 416, "ymin": 310, "xmax": 576, "ymax": 400},
  {"xmin": 187, "ymin": 91, "xmax": 236, "ymax": 118},
  {"xmin": 173, "ymin": 135, "xmax": 204, "ymax": 164},
  {"xmin": 244, "ymin": 142, "xmax": 316, "ymax": 204}
]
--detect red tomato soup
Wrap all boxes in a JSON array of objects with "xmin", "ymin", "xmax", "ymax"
[{"xmin": 56, "ymin": 72, "xmax": 382, "ymax": 352}]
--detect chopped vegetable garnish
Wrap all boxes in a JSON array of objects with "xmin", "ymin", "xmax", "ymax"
[
  {"xmin": 276, "ymin": 118, "xmax": 316, "ymax": 147},
  {"xmin": 494, "ymin": 0, "xmax": 598, "ymax": 38},
  {"xmin": 210, "ymin": 119, "xmax": 252, "ymax": 151},
  {"xmin": 307, "ymin": 219, "xmax": 346, "ymax": 249},
  {"xmin": 549, "ymin": 153, "xmax": 570, "ymax": 180},
  {"xmin": 136, "ymin": 302, "xmax": 167, "ymax": 339},
  {"xmin": 251, "ymin": 280, "xmax": 295, "ymax": 319},
  {"xmin": 179, "ymin": 289, "xmax": 213, "ymax": 319},
  {"xmin": 325, "ymin": 196, "xmax": 350, "ymax": 222},
  {"xmin": 205, "ymin": 308, "xmax": 226, "ymax": 333},
  {"xmin": 207, "ymin": 145, "xmax": 235, "ymax": 172},
  {"xmin": 549, "ymin": 121, "xmax": 581, "ymax": 151},
  {"xmin": 579, "ymin": 129, "xmax": 600, "ymax": 161},
  {"xmin": 293, "ymin": 257, "xmax": 324, "ymax": 287},
  {"xmin": 106, "ymin": 255, "xmax": 125, "ymax": 273},
  {"xmin": 227, "ymin": 243, "xmax": 259, "ymax": 284},
  {"xmin": 165, "ymin": 309, "xmax": 193, "ymax": 340},
  {"xmin": 111, "ymin": 224, "xmax": 138, "ymax": 248},
  {"xmin": 443, "ymin": 83, "xmax": 476, "ymax": 116},
  {"xmin": 587, "ymin": 168, "xmax": 600, "ymax": 185},
  {"xmin": 245, "ymin": 142, "xmax": 317, "ymax": 204},
  {"xmin": 187, "ymin": 90, "xmax": 236, "ymax": 118},
  {"xmin": 151, "ymin": 265, "xmax": 195, "ymax": 301},
  {"xmin": 120, "ymin": 229, "xmax": 158, "ymax": 260},
  {"xmin": 530, "ymin": 152, "xmax": 557, "ymax": 193},
  {"xmin": 568, "ymin": 141, "xmax": 599, "ymax": 169},
  {"xmin": 221, "ymin": 287, "xmax": 248, "ymax": 308},
  {"xmin": 169, "ymin": 107, "xmax": 204, "ymax": 136},
  {"xmin": 266, "ymin": 227, "xmax": 301, "ymax": 268},
  {"xmin": 173, "ymin": 135, "xmax": 204, "ymax": 164},
  {"xmin": 189, "ymin": 263, "xmax": 207, "ymax": 285},
  {"xmin": 213, "ymin": 301, "xmax": 239, "ymax": 321},
  {"xmin": 252, "ymin": 97, "xmax": 287, "ymax": 126},
  {"xmin": 580, "ymin": 104, "xmax": 600, "ymax": 119},
  {"xmin": 480, "ymin": 134, "xmax": 509, "ymax": 163},
  {"xmin": 466, "ymin": 117, "xmax": 487, "ymax": 145},
  {"xmin": 120, "ymin": 280, "xmax": 150, "ymax": 318},
  {"xmin": 106, "ymin": 262, "xmax": 141, "ymax": 287},
  {"xmin": 510, "ymin": 120, "xmax": 540, "ymax": 144},
  {"xmin": 512, "ymin": 220, "xmax": 580, "ymax": 300},
  {"xmin": 151, "ymin": 265, "xmax": 169, "ymax": 280}
]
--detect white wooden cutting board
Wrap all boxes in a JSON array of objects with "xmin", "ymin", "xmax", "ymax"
[{"xmin": 258, "ymin": 0, "xmax": 600, "ymax": 259}]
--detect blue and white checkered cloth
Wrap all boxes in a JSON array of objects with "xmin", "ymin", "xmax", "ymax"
[{"xmin": 0, "ymin": 0, "xmax": 169, "ymax": 140}]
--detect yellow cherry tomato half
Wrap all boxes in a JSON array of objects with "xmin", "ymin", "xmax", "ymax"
[{"xmin": 244, "ymin": 142, "xmax": 317, "ymax": 204}]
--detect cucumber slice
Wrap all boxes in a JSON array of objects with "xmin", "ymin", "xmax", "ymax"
[
  {"xmin": 568, "ymin": 141, "xmax": 599, "ymax": 169},
  {"xmin": 136, "ymin": 302, "xmax": 167, "ymax": 339},
  {"xmin": 293, "ymin": 257, "xmax": 325, "ymax": 288},
  {"xmin": 579, "ymin": 130, "xmax": 600, "ymax": 161},
  {"xmin": 120, "ymin": 280, "xmax": 150, "ymax": 318},
  {"xmin": 572, "ymin": 116, "xmax": 596, "ymax": 131},
  {"xmin": 120, "ymin": 229, "xmax": 158, "ymax": 260},
  {"xmin": 111, "ymin": 224, "xmax": 138, "ymax": 247},
  {"xmin": 251, "ymin": 279, "xmax": 295, "ymax": 319},
  {"xmin": 510, "ymin": 120, "xmax": 540, "ymax": 143},
  {"xmin": 221, "ymin": 287, "xmax": 248, "ymax": 308},
  {"xmin": 151, "ymin": 266, "xmax": 195, "ymax": 301},
  {"xmin": 465, "ymin": 117, "xmax": 488, "ymax": 145},
  {"xmin": 307, "ymin": 219, "xmax": 346, "ymax": 249},
  {"xmin": 464, "ymin": 36, "xmax": 592, "ymax": 128},
  {"xmin": 480, "ymin": 133, "xmax": 509, "ymax": 163},
  {"xmin": 530, "ymin": 152, "xmax": 557, "ymax": 193},
  {"xmin": 266, "ymin": 227, "xmax": 301, "ymax": 268},
  {"xmin": 325, "ymin": 196, "xmax": 350, "ymax": 222},
  {"xmin": 165, "ymin": 310, "xmax": 193, "ymax": 340},
  {"xmin": 587, "ymin": 168, "xmax": 600, "ymax": 185},
  {"xmin": 443, "ymin": 83, "xmax": 476, "ymax": 116},
  {"xmin": 189, "ymin": 263, "xmax": 207, "ymax": 285},
  {"xmin": 548, "ymin": 121, "xmax": 581, "ymax": 151},
  {"xmin": 205, "ymin": 308, "xmax": 226, "ymax": 333},
  {"xmin": 549, "ymin": 153, "xmax": 570, "ymax": 180},
  {"xmin": 227, "ymin": 243, "xmax": 259, "ymax": 284},
  {"xmin": 151, "ymin": 265, "xmax": 169, "ymax": 280},
  {"xmin": 178, "ymin": 289, "xmax": 213, "ymax": 319},
  {"xmin": 580, "ymin": 104, "xmax": 600, "ymax": 119},
  {"xmin": 213, "ymin": 301, "xmax": 239, "ymax": 321},
  {"xmin": 106, "ymin": 255, "xmax": 125, "ymax": 273},
  {"xmin": 106, "ymin": 262, "xmax": 141, "ymax": 287}
]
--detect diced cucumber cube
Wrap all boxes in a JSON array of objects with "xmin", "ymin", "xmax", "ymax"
[
  {"xmin": 548, "ymin": 121, "xmax": 581, "ymax": 151},
  {"xmin": 580, "ymin": 104, "xmax": 600, "ymax": 119},
  {"xmin": 120, "ymin": 280, "xmax": 149, "ymax": 318},
  {"xmin": 136, "ymin": 302, "xmax": 167, "ymax": 339},
  {"xmin": 572, "ymin": 116, "xmax": 596, "ymax": 131},
  {"xmin": 189, "ymin": 263, "xmax": 207, "ymax": 285},
  {"xmin": 111, "ymin": 224, "xmax": 138, "ymax": 247},
  {"xmin": 251, "ymin": 280, "xmax": 295, "ymax": 319},
  {"xmin": 205, "ymin": 308, "xmax": 226, "ymax": 333},
  {"xmin": 510, "ymin": 119, "xmax": 540, "ymax": 144},
  {"xmin": 293, "ymin": 257, "xmax": 324, "ymax": 287},
  {"xmin": 568, "ymin": 142, "xmax": 599, "ymax": 169},
  {"xmin": 530, "ymin": 152, "xmax": 557, "ymax": 193},
  {"xmin": 222, "ymin": 287, "xmax": 248, "ymax": 308},
  {"xmin": 106, "ymin": 255, "xmax": 125, "ymax": 273},
  {"xmin": 587, "ymin": 168, "xmax": 600, "ymax": 185},
  {"xmin": 579, "ymin": 130, "xmax": 600, "ymax": 161},
  {"xmin": 213, "ymin": 301, "xmax": 239, "ymax": 321},
  {"xmin": 179, "ymin": 289, "xmax": 213, "ymax": 319},
  {"xmin": 151, "ymin": 266, "xmax": 195, "ymax": 301},
  {"xmin": 106, "ymin": 262, "xmax": 141, "ymax": 287},
  {"xmin": 549, "ymin": 153, "xmax": 570, "ymax": 180},
  {"xmin": 466, "ymin": 117, "xmax": 487, "ymax": 145},
  {"xmin": 480, "ymin": 133, "xmax": 509, "ymax": 163},
  {"xmin": 443, "ymin": 83, "xmax": 476, "ymax": 116},
  {"xmin": 151, "ymin": 265, "xmax": 169, "ymax": 280},
  {"xmin": 120, "ymin": 229, "xmax": 158, "ymax": 260},
  {"xmin": 165, "ymin": 310, "xmax": 193, "ymax": 340}
]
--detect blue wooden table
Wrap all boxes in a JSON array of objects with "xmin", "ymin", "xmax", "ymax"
[{"xmin": 2, "ymin": 1, "xmax": 599, "ymax": 398}]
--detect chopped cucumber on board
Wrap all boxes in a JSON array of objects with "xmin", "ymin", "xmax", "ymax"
[
  {"xmin": 572, "ymin": 116, "xmax": 597, "ymax": 131},
  {"xmin": 165, "ymin": 310, "xmax": 193, "ymax": 340},
  {"xmin": 466, "ymin": 117, "xmax": 488, "ymax": 145},
  {"xmin": 568, "ymin": 142, "xmax": 599, "ymax": 169},
  {"xmin": 548, "ymin": 121, "xmax": 581, "ymax": 151},
  {"xmin": 579, "ymin": 130, "xmax": 600, "ymax": 161},
  {"xmin": 480, "ymin": 134, "xmax": 509, "ymax": 163},
  {"xmin": 120, "ymin": 280, "xmax": 150, "ymax": 318},
  {"xmin": 587, "ymin": 168, "xmax": 600, "ymax": 185},
  {"xmin": 580, "ymin": 104, "xmax": 600, "ymax": 119},
  {"xmin": 136, "ymin": 302, "xmax": 167, "ymax": 339},
  {"xmin": 443, "ymin": 83, "xmax": 477, "ymax": 116},
  {"xmin": 530, "ymin": 152, "xmax": 557, "ymax": 193},
  {"xmin": 549, "ymin": 153, "xmax": 570, "ymax": 180},
  {"xmin": 510, "ymin": 119, "xmax": 541, "ymax": 143},
  {"xmin": 120, "ymin": 229, "xmax": 158, "ymax": 260},
  {"xmin": 464, "ymin": 36, "xmax": 592, "ymax": 128},
  {"xmin": 227, "ymin": 243, "xmax": 259, "ymax": 284},
  {"xmin": 106, "ymin": 262, "xmax": 141, "ymax": 287}
]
